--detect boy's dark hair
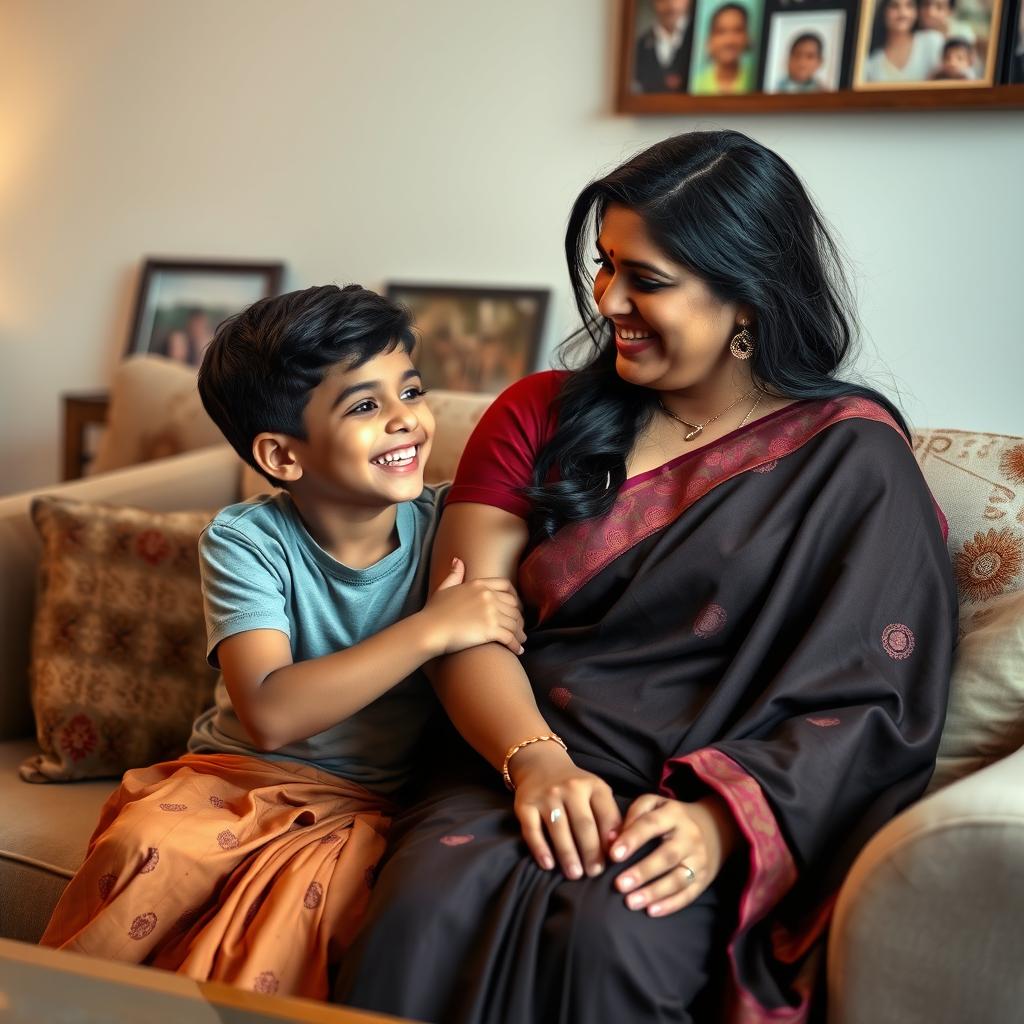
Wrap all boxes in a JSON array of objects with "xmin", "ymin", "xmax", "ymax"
[
  {"xmin": 943, "ymin": 36, "xmax": 971, "ymax": 56},
  {"xmin": 198, "ymin": 284, "xmax": 416, "ymax": 485},
  {"xmin": 710, "ymin": 2, "xmax": 749, "ymax": 29},
  {"xmin": 791, "ymin": 32, "xmax": 824, "ymax": 58}
]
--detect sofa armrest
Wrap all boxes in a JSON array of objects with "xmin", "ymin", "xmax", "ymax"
[
  {"xmin": 0, "ymin": 445, "xmax": 239, "ymax": 741},
  {"xmin": 828, "ymin": 744, "xmax": 1024, "ymax": 1024}
]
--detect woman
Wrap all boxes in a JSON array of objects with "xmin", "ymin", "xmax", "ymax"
[
  {"xmin": 337, "ymin": 131, "xmax": 957, "ymax": 1023},
  {"xmin": 863, "ymin": 0, "xmax": 945, "ymax": 82}
]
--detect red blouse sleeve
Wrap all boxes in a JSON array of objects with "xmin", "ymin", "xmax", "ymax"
[{"xmin": 447, "ymin": 370, "xmax": 567, "ymax": 519}]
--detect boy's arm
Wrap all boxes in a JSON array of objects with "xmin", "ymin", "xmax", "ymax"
[
  {"xmin": 219, "ymin": 577, "xmax": 516, "ymax": 751},
  {"xmin": 202, "ymin": 520, "xmax": 523, "ymax": 752}
]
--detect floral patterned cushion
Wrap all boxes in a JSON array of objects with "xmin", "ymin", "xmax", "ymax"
[
  {"xmin": 912, "ymin": 429, "xmax": 1024, "ymax": 790},
  {"xmin": 20, "ymin": 497, "xmax": 218, "ymax": 783}
]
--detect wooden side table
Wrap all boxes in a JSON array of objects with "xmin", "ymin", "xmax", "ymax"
[{"xmin": 61, "ymin": 391, "xmax": 111, "ymax": 481}]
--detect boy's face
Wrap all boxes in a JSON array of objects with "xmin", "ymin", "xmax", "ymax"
[
  {"xmin": 788, "ymin": 39, "xmax": 822, "ymax": 82},
  {"xmin": 942, "ymin": 44, "xmax": 972, "ymax": 74},
  {"xmin": 286, "ymin": 348, "xmax": 434, "ymax": 509},
  {"xmin": 919, "ymin": 0, "xmax": 952, "ymax": 32},
  {"xmin": 708, "ymin": 9, "xmax": 748, "ymax": 65}
]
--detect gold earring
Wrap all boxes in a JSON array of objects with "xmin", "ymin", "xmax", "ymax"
[{"xmin": 730, "ymin": 324, "xmax": 754, "ymax": 361}]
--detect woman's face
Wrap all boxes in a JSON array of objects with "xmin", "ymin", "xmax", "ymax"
[
  {"xmin": 708, "ymin": 9, "xmax": 749, "ymax": 65},
  {"xmin": 592, "ymin": 204, "xmax": 747, "ymax": 393},
  {"xmin": 884, "ymin": 0, "xmax": 918, "ymax": 34}
]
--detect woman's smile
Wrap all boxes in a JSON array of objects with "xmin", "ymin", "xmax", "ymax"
[{"xmin": 613, "ymin": 321, "xmax": 660, "ymax": 356}]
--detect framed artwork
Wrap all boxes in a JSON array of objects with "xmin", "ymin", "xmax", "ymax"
[
  {"xmin": 616, "ymin": 0, "xmax": 1024, "ymax": 109},
  {"xmin": 385, "ymin": 283, "xmax": 550, "ymax": 394},
  {"xmin": 853, "ymin": 0, "xmax": 1005, "ymax": 88},
  {"xmin": 124, "ymin": 259, "xmax": 285, "ymax": 366}
]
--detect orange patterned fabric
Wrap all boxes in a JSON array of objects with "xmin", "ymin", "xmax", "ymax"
[
  {"xmin": 520, "ymin": 397, "xmax": 918, "ymax": 625},
  {"xmin": 40, "ymin": 753, "xmax": 392, "ymax": 1000},
  {"xmin": 22, "ymin": 497, "xmax": 218, "ymax": 782}
]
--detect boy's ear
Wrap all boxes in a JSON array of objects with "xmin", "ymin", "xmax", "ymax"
[{"xmin": 252, "ymin": 433, "xmax": 304, "ymax": 485}]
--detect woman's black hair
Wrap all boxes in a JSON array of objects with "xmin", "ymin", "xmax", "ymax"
[
  {"xmin": 524, "ymin": 129, "xmax": 909, "ymax": 539},
  {"xmin": 870, "ymin": 0, "xmax": 920, "ymax": 52}
]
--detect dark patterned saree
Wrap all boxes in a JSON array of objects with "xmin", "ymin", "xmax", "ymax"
[{"xmin": 338, "ymin": 399, "xmax": 957, "ymax": 1024}]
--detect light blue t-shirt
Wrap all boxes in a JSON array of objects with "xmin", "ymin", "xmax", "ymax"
[{"xmin": 188, "ymin": 487, "xmax": 446, "ymax": 794}]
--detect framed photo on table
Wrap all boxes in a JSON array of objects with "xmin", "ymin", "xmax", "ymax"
[
  {"xmin": 386, "ymin": 283, "xmax": 550, "ymax": 394},
  {"xmin": 124, "ymin": 259, "xmax": 284, "ymax": 366}
]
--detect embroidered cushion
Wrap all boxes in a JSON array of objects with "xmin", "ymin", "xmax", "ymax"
[
  {"xmin": 913, "ymin": 429, "xmax": 1024, "ymax": 790},
  {"xmin": 20, "ymin": 497, "xmax": 218, "ymax": 783}
]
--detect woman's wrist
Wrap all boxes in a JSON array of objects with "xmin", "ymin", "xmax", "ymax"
[
  {"xmin": 506, "ymin": 739, "xmax": 574, "ymax": 789},
  {"xmin": 690, "ymin": 793, "xmax": 741, "ymax": 864}
]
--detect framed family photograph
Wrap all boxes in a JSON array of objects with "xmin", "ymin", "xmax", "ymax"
[
  {"xmin": 386, "ymin": 283, "xmax": 550, "ymax": 394},
  {"xmin": 124, "ymin": 258, "xmax": 285, "ymax": 366},
  {"xmin": 853, "ymin": 0, "xmax": 1005, "ymax": 88}
]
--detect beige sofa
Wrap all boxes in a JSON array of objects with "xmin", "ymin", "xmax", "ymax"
[{"xmin": 1, "ymin": 377, "xmax": 1022, "ymax": 1023}]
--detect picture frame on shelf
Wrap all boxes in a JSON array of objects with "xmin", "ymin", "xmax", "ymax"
[
  {"xmin": 853, "ymin": 0, "xmax": 1005, "ymax": 89},
  {"xmin": 1004, "ymin": 0, "xmax": 1024, "ymax": 80},
  {"xmin": 124, "ymin": 258, "xmax": 285, "ymax": 366},
  {"xmin": 386, "ymin": 282, "xmax": 550, "ymax": 395},
  {"xmin": 689, "ymin": 0, "xmax": 767, "ymax": 95},
  {"xmin": 761, "ymin": 1, "xmax": 857, "ymax": 93}
]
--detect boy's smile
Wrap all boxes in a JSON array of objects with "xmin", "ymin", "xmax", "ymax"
[{"xmin": 277, "ymin": 347, "xmax": 435, "ymax": 513}]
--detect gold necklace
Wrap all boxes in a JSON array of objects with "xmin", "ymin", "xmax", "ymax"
[{"xmin": 659, "ymin": 388, "xmax": 758, "ymax": 442}]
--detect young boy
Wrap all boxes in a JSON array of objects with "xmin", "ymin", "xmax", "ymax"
[
  {"xmin": 931, "ymin": 36, "xmax": 976, "ymax": 79},
  {"xmin": 776, "ymin": 32, "xmax": 827, "ymax": 93},
  {"xmin": 40, "ymin": 284, "xmax": 525, "ymax": 999}
]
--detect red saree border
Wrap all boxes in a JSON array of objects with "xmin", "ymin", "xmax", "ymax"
[
  {"xmin": 661, "ymin": 748, "xmax": 812, "ymax": 1024},
  {"xmin": 520, "ymin": 397, "xmax": 912, "ymax": 626}
]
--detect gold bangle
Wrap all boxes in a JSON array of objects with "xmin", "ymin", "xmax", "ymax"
[{"xmin": 501, "ymin": 733, "xmax": 567, "ymax": 791}]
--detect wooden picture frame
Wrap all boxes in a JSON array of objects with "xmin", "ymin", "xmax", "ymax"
[
  {"xmin": 616, "ymin": 0, "xmax": 1024, "ymax": 111},
  {"xmin": 386, "ymin": 282, "xmax": 550, "ymax": 394},
  {"xmin": 124, "ymin": 258, "xmax": 284, "ymax": 366}
]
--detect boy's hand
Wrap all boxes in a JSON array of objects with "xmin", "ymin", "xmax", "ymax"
[{"xmin": 420, "ymin": 557, "xmax": 526, "ymax": 656}]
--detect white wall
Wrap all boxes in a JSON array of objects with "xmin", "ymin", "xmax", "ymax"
[{"xmin": 1, "ymin": 0, "xmax": 1021, "ymax": 495}]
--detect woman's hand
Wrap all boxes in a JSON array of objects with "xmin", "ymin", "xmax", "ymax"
[
  {"xmin": 510, "ymin": 743, "xmax": 623, "ymax": 880},
  {"xmin": 608, "ymin": 793, "xmax": 740, "ymax": 917}
]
